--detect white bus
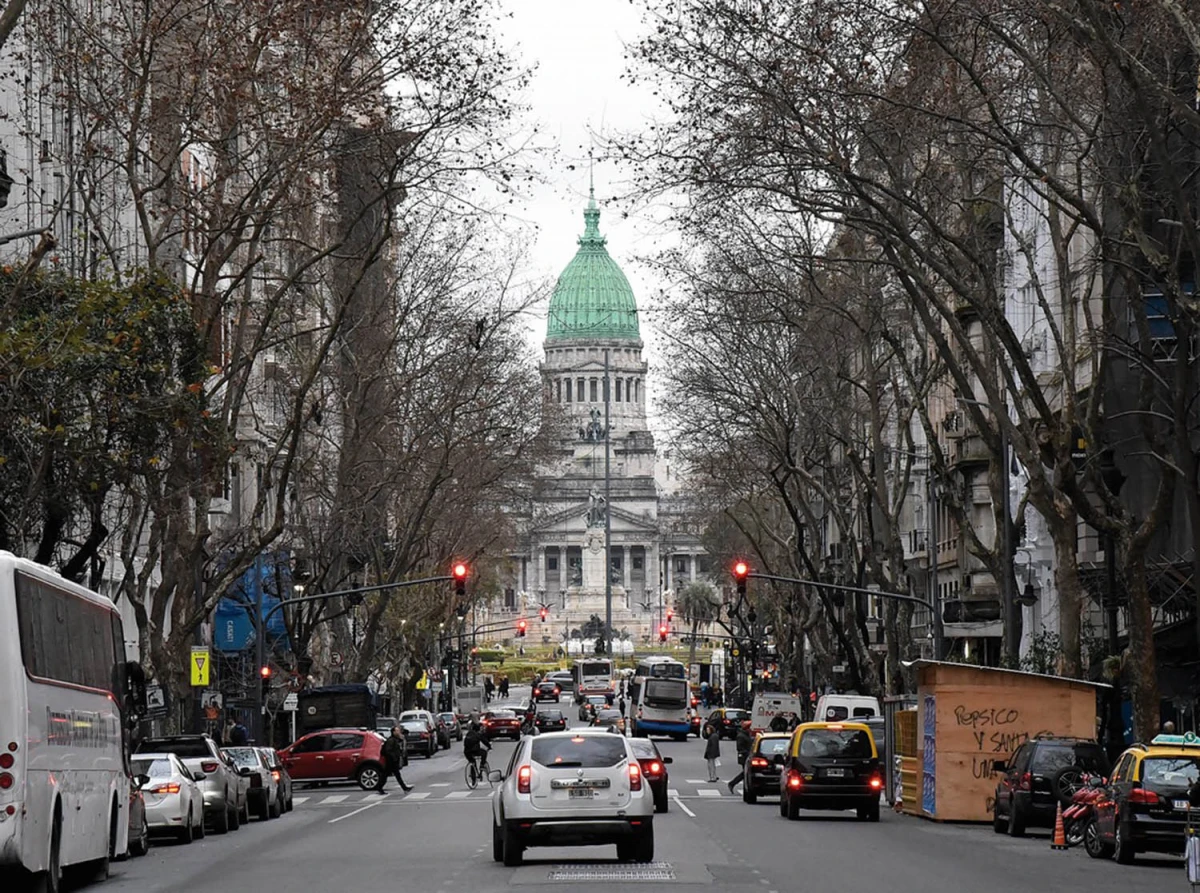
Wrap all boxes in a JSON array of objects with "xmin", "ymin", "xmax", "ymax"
[
  {"xmin": 0, "ymin": 552, "xmax": 144, "ymax": 890},
  {"xmin": 572, "ymin": 658, "xmax": 615, "ymax": 702},
  {"xmin": 628, "ymin": 657, "xmax": 690, "ymax": 740}
]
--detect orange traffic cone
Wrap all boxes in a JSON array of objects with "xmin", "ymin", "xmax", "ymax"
[{"xmin": 1051, "ymin": 802, "xmax": 1068, "ymax": 850}]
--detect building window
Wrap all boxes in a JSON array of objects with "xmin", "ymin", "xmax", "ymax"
[
  {"xmin": 632, "ymin": 554, "xmax": 643, "ymax": 570},
  {"xmin": 547, "ymin": 555, "xmax": 558, "ymax": 571},
  {"xmin": 556, "ymin": 380, "xmax": 562, "ymax": 402},
  {"xmin": 615, "ymin": 380, "xmax": 623, "ymax": 402},
  {"xmin": 590, "ymin": 378, "xmax": 598, "ymax": 402},
  {"xmin": 675, "ymin": 557, "xmax": 688, "ymax": 574},
  {"xmin": 577, "ymin": 378, "xmax": 585, "ymax": 401},
  {"xmin": 635, "ymin": 379, "xmax": 641, "ymax": 403},
  {"xmin": 564, "ymin": 379, "xmax": 572, "ymax": 402}
]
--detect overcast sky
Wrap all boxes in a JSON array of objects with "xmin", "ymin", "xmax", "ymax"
[{"xmin": 495, "ymin": 0, "xmax": 673, "ymax": 367}]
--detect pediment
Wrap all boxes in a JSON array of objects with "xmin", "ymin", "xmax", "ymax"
[{"xmin": 530, "ymin": 502, "xmax": 659, "ymax": 535}]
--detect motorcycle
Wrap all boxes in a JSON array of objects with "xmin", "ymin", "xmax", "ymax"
[{"xmin": 1062, "ymin": 773, "xmax": 1105, "ymax": 847}]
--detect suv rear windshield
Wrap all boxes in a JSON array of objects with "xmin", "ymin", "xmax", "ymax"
[
  {"xmin": 532, "ymin": 736, "xmax": 629, "ymax": 768},
  {"xmin": 223, "ymin": 748, "xmax": 261, "ymax": 768},
  {"xmin": 799, "ymin": 729, "xmax": 874, "ymax": 759},
  {"xmin": 1030, "ymin": 744, "xmax": 1108, "ymax": 775},
  {"xmin": 539, "ymin": 710, "xmax": 564, "ymax": 719},
  {"xmin": 138, "ymin": 738, "xmax": 211, "ymax": 759},
  {"xmin": 723, "ymin": 709, "xmax": 748, "ymax": 721},
  {"xmin": 758, "ymin": 738, "xmax": 790, "ymax": 757},
  {"xmin": 131, "ymin": 758, "xmax": 174, "ymax": 778},
  {"xmin": 1142, "ymin": 756, "xmax": 1200, "ymax": 789}
]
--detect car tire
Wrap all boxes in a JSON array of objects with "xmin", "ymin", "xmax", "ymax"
[
  {"xmin": 131, "ymin": 816, "xmax": 150, "ymax": 857},
  {"xmin": 857, "ymin": 801, "xmax": 880, "ymax": 822},
  {"xmin": 1006, "ymin": 800, "xmax": 1025, "ymax": 837},
  {"xmin": 1114, "ymin": 819, "xmax": 1136, "ymax": 864},
  {"xmin": 286, "ymin": 794, "xmax": 294, "ymax": 812},
  {"xmin": 631, "ymin": 828, "xmax": 655, "ymax": 863},
  {"xmin": 786, "ymin": 794, "xmax": 800, "ymax": 820},
  {"xmin": 492, "ymin": 821, "xmax": 504, "ymax": 863},
  {"xmin": 228, "ymin": 802, "xmax": 241, "ymax": 832},
  {"xmin": 779, "ymin": 793, "xmax": 788, "ymax": 817},
  {"xmin": 238, "ymin": 799, "xmax": 250, "ymax": 826},
  {"xmin": 654, "ymin": 790, "xmax": 669, "ymax": 813},
  {"xmin": 256, "ymin": 795, "xmax": 270, "ymax": 822},
  {"xmin": 179, "ymin": 808, "xmax": 194, "ymax": 844},
  {"xmin": 212, "ymin": 802, "xmax": 230, "ymax": 834},
  {"xmin": 743, "ymin": 788, "xmax": 757, "ymax": 804},
  {"xmin": 195, "ymin": 808, "xmax": 205, "ymax": 839},
  {"xmin": 270, "ymin": 795, "xmax": 282, "ymax": 819},
  {"xmin": 992, "ymin": 804, "xmax": 1006, "ymax": 834},
  {"xmin": 357, "ymin": 764, "xmax": 384, "ymax": 791},
  {"xmin": 1083, "ymin": 818, "xmax": 1113, "ymax": 859},
  {"xmin": 502, "ymin": 821, "xmax": 524, "ymax": 867}
]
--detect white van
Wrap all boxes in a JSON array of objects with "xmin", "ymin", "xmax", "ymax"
[
  {"xmin": 814, "ymin": 694, "xmax": 881, "ymax": 723},
  {"xmin": 749, "ymin": 692, "xmax": 806, "ymax": 734}
]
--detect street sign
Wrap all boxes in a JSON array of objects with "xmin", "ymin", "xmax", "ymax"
[
  {"xmin": 430, "ymin": 681, "xmax": 443, "ymax": 693},
  {"xmin": 283, "ymin": 693, "xmax": 298, "ymax": 712},
  {"xmin": 331, "ymin": 651, "xmax": 343, "ymax": 667},
  {"xmin": 415, "ymin": 671, "xmax": 429, "ymax": 691},
  {"xmin": 145, "ymin": 684, "xmax": 167, "ymax": 717},
  {"xmin": 190, "ymin": 647, "xmax": 210, "ymax": 687},
  {"xmin": 832, "ymin": 664, "xmax": 847, "ymax": 674}
]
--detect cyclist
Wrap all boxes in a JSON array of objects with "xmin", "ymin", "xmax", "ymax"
[{"xmin": 464, "ymin": 721, "xmax": 491, "ymax": 781}]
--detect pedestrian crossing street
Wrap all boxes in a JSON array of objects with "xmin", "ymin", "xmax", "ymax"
[{"xmin": 291, "ymin": 780, "xmax": 749, "ymax": 807}]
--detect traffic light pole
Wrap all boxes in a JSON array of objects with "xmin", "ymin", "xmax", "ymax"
[{"xmin": 604, "ymin": 349, "xmax": 613, "ymax": 660}]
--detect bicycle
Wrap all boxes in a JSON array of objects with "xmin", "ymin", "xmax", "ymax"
[{"xmin": 464, "ymin": 754, "xmax": 492, "ymax": 790}]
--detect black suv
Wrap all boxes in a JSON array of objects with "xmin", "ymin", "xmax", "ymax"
[
  {"xmin": 992, "ymin": 736, "xmax": 1110, "ymax": 836},
  {"xmin": 534, "ymin": 681, "xmax": 562, "ymax": 702}
]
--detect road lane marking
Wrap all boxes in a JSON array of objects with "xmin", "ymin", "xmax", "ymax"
[
  {"xmin": 406, "ymin": 792, "xmax": 431, "ymax": 800},
  {"xmin": 431, "ymin": 783, "xmax": 450, "ymax": 787},
  {"xmin": 697, "ymin": 789, "xmax": 720, "ymax": 797},
  {"xmin": 685, "ymin": 779, "xmax": 710, "ymax": 784},
  {"xmin": 291, "ymin": 797, "xmax": 308, "ymax": 806},
  {"xmin": 328, "ymin": 793, "xmax": 389, "ymax": 824},
  {"xmin": 446, "ymin": 791, "xmax": 471, "ymax": 799},
  {"xmin": 672, "ymin": 795, "xmax": 696, "ymax": 817},
  {"xmin": 668, "ymin": 789, "xmax": 680, "ymax": 797},
  {"xmin": 321, "ymin": 794, "xmax": 348, "ymax": 804}
]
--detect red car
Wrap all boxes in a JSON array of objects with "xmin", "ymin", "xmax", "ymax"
[
  {"xmin": 279, "ymin": 729, "xmax": 387, "ymax": 791},
  {"xmin": 481, "ymin": 709, "xmax": 522, "ymax": 741}
]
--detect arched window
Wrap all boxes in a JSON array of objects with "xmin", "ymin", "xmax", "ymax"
[
  {"xmin": 615, "ymin": 379, "xmax": 623, "ymax": 402},
  {"xmin": 590, "ymin": 378, "xmax": 598, "ymax": 402}
]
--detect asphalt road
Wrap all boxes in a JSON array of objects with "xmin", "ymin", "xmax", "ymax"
[{"xmin": 88, "ymin": 691, "xmax": 1179, "ymax": 893}]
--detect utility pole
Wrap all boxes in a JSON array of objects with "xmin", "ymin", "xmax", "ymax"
[
  {"xmin": 604, "ymin": 348, "xmax": 613, "ymax": 661},
  {"xmin": 999, "ymin": 420, "xmax": 1018, "ymax": 666},
  {"xmin": 928, "ymin": 468, "xmax": 943, "ymax": 660},
  {"xmin": 253, "ymin": 553, "xmax": 266, "ymax": 745}
]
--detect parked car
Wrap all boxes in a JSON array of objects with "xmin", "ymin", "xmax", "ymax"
[
  {"xmin": 628, "ymin": 737, "xmax": 672, "ymax": 813},
  {"xmin": 779, "ymin": 722, "xmax": 882, "ymax": 821},
  {"xmin": 533, "ymin": 709, "xmax": 568, "ymax": 733},
  {"xmin": 741, "ymin": 732, "xmax": 791, "ymax": 804},
  {"xmin": 123, "ymin": 780, "xmax": 150, "ymax": 859},
  {"xmin": 991, "ymin": 735, "xmax": 1110, "ymax": 837},
  {"xmin": 1087, "ymin": 733, "xmax": 1200, "ymax": 863},
  {"xmin": 592, "ymin": 708, "xmax": 625, "ymax": 734},
  {"xmin": 490, "ymin": 729, "xmax": 655, "ymax": 866},
  {"xmin": 706, "ymin": 708, "xmax": 750, "ymax": 739},
  {"xmin": 399, "ymin": 719, "xmax": 438, "ymax": 757},
  {"xmin": 280, "ymin": 728, "xmax": 389, "ymax": 790},
  {"xmin": 534, "ymin": 680, "xmax": 563, "ymax": 703},
  {"xmin": 136, "ymin": 735, "xmax": 248, "ymax": 833},
  {"xmin": 434, "ymin": 715, "xmax": 452, "ymax": 748},
  {"xmin": 258, "ymin": 747, "xmax": 294, "ymax": 812},
  {"xmin": 439, "ymin": 712, "xmax": 464, "ymax": 742},
  {"xmin": 813, "ymin": 694, "xmax": 881, "ymax": 723},
  {"xmin": 579, "ymin": 694, "xmax": 608, "ymax": 721},
  {"xmin": 129, "ymin": 752, "xmax": 207, "ymax": 843},
  {"xmin": 223, "ymin": 747, "xmax": 281, "ymax": 820},
  {"xmin": 482, "ymin": 709, "xmax": 523, "ymax": 741},
  {"xmin": 399, "ymin": 710, "xmax": 441, "ymax": 752},
  {"xmin": 376, "ymin": 716, "xmax": 400, "ymax": 736}
]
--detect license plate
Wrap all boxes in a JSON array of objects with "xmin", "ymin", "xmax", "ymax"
[
  {"xmin": 825, "ymin": 768, "xmax": 847, "ymax": 778},
  {"xmin": 1175, "ymin": 800, "xmax": 1191, "ymax": 810},
  {"xmin": 568, "ymin": 788, "xmax": 595, "ymax": 799}
]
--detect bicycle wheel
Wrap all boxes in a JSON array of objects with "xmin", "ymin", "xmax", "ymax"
[{"xmin": 465, "ymin": 761, "xmax": 479, "ymax": 790}]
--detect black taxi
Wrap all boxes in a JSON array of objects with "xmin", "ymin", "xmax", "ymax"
[
  {"xmin": 778, "ymin": 721, "xmax": 882, "ymax": 822},
  {"xmin": 742, "ymin": 732, "xmax": 790, "ymax": 804}
]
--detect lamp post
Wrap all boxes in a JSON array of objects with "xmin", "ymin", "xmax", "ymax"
[{"xmin": 604, "ymin": 348, "xmax": 613, "ymax": 661}]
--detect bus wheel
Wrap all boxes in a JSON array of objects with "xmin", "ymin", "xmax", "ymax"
[{"xmin": 32, "ymin": 809, "xmax": 62, "ymax": 893}]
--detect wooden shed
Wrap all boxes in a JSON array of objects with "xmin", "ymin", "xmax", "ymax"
[{"xmin": 909, "ymin": 661, "xmax": 1109, "ymax": 823}]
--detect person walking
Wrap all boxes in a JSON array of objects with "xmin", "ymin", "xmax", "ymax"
[
  {"xmin": 703, "ymin": 723, "xmax": 722, "ymax": 783},
  {"xmin": 379, "ymin": 727, "xmax": 412, "ymax": 794},
  {"xmin": 727, "ymin": 724, "xmax": 753, "ymax": 794}
]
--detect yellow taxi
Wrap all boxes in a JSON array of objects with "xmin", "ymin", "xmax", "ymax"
[
  {"xmin": 1088, "ymin": 732, "xmax": 1200, "ymax": 863},
  {"xmin": 778, "ymin": 721, "xmax": 882, "ymax": 822}
]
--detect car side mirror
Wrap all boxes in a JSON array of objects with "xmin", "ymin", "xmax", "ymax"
[
  {"xmin": 134, "ymin": 774, "xmax": 151, "ymax": 789},
  {"xmin": 488, "ymin": 769, "xmax": 504, "ymax": 784},
  {"xmin": 192, "ymin": 772, "xmax": 207, "ymax": 782},
  {"xmin": 772, "ymin": 754, "xmax": 786, "ymax": 766},
  {"xmin": 662, "ymin": 756, "xmax": 673, "ymax": 764},
  {"xmin": 238, "ymin": 767, "xmax": 254, "ymax": 777},
  {"xmin": 991, "ymin": 760, "xmax": 1007, "ymax": 773}
]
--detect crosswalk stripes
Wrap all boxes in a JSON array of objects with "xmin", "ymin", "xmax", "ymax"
[
  {"xmin": 696, "ymin": 789, "xmax": 721, "ymax": 797},
  {"xmin": 445, "ymin": 791, "xmax": 471, "ymax": 799},
  {"xmin": 291, "ymin": 796, "xmax": 309, "ymax": 806},
  {"xmin": 320, "ymin": 794, "xmax": 348, "ymax": 804},
  {"xmin": 405, "ymin": 792, "xmax": 431, "ymax": 800}
]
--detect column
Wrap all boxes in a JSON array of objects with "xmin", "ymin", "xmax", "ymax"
[
  {"xmin": 689, "ymin": 554, "xmax": 697, "ymax": 582},
  {"xmin": 664, "ymin": 551, "xmax": 673, "ymax": 594},
  {"xmin": 622, "ymin": 546, "xmax": 631, "ymax": 590}
]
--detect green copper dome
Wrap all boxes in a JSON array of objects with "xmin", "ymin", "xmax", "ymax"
[{"xmin": 546, "ymin": 189, "xmax": 640, "ymax": 342}]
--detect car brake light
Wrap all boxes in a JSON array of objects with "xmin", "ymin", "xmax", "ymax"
[
  {"xmin": 517, "ymin": 765, "xmax": 532, "ymax": 794},
  {"xmin": 870, "ymin": 776, "xmax": 883, "ymax": 790},
  {"xmin": 1130, "ymin": 788, "xmax": 1159, "ymax": 805},
  {"xmin": 629, "ymin": 762, "xmax": 642, "ymax": 791},
  {"xmin": 1019, "ymin": 772, "xmax": 1031, "ymax": 791},
  {"xmin": 648, "ymin": 761, "xmax": 662, "ymax": 775},
  {"xmin": 787, "ymin": 771, "xmax": 803, "ymax": 789},
  {"xmin": 0, "ymin": 754, "xmax": 12, "ymax": 769},
  {"xmin": 150, "ymin": 784, "xmax": 181, "ymax": 794},
  {"xmin": 271, "ymin": 770, "xmax": 280, "ymax": 781},
  {"xmin": 750, "ymin": 757, "xmax": 769, "ymax": 768},
  {"xmin": 0, "ymin": 773, "xmax": 12, "ymax": 790},
  {"xmin": 201, "ymin": 762, "xmax": 218, "ymax": 773}
]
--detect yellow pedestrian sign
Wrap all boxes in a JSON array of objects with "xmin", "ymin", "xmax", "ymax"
[
  {"xmin": 415, "ymin": 671, "xmax": 429, "ymax": 691},
  {"xmin": 190, "ymin": 647, "xmax": 210, "ymax": 687}
]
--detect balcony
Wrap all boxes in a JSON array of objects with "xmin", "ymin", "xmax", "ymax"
[
  {"xmin": 952, "ymin": 429, "xmax": 991, "ymax": 467},
  {"xmin": 904, "ymin": 528, "xmax": 929, "ymax": 560}
]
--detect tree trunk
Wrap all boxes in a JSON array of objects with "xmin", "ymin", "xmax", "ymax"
[
  {"xmin": 1050, "ymin": 511, "xmax": 1083, "ymax": 677},
  {"xmin": 1124, "ymin": 551, "xmax": 1161, "ymax": 742}
]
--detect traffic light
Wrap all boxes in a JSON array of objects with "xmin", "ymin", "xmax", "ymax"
[
  {"xmin": 517, "ymin": 619, "xmax": 527, "ymax": 638},
  {"xmin": 452, "ymin": 562, "xmax": 468, "ymax": 596},
  {"xmin": 539, "ymin": 606, "xmax": 548, "ymax": 622},
  {"xmin": 658, "ymin": 624, "xmax": 668, "ymax": 643},
  {"xmin": 733, "ymin": 560, "xmax": 749, "ymax": 597},
  {"xmin": 666, "ymin": 607, "xmax": 674, "ymax": 623},
  {"xmin": 259, "ymin": 665, "xmax": 272, "ymax": 699}
]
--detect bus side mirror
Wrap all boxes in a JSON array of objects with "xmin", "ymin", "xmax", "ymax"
[{"xmin": 125, "ymin": 661, "xmax": 148, "ymax": 714}]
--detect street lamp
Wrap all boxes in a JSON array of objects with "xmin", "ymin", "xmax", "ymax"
[{"xmin": 1014, "ymin": 549, "xmax": 1039, "ymax": 608}]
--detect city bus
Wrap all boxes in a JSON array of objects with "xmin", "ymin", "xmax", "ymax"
[
  {"xmin": 572, "ymin": 658, "xmax": 615, "ymax": 702},
  {"xmin": 0, "ymin": 552, "xmax": 145, "ymax": 889},
  {"xmin": 628, "ymin": 656, "xmax": 690, "ymax": 740}
]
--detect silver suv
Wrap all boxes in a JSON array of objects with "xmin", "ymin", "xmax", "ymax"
[
  {"xmin": 137, "ymin": 735, "xmax": 249, "ymax": 833},
  {"xmin": 490, "ymin": 730, "xmax": 655, "ymax": 866}
]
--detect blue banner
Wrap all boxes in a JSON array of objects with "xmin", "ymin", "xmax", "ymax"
[{"xmin": 214, "ymin": 552, "xmax": 292, "ymax": 653}]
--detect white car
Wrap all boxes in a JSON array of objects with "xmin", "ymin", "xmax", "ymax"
[
  {"xmin": 399, "ymin": 710, "xmax": 440, "ymax": 751},
  {"xmin": 490, "ymin": 730, "xmax": 655, "ymax": 866},
  {"xmin": 130, "ymin": 753, "xmax": 206, "ymax": 843},
  {"xmin": 223, "ymin": 747, "xmax": 281, "ymax": 820}
]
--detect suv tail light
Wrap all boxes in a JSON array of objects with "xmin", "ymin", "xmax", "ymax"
[
  {"xmin": 787, "ymin": 771, "xmax": 803, "ymax": 790},
  {"xmin": 517, "ymin": 765, "xmax": 532, "ymax": 794},
  {"xmin": 628, "ymin": 762, "xmax": 642, "ymax": 791},
  {"xmin": 201, "ymin": 762, "xmax": 218, "ymax": 773},
  {"xmin": 1130, "ymin": 787, "xmax": 1159, "ymax": 805},
  {"xmin": 750, "ymin": 757, "xmax": 769, "ymax": 769},
  {"xmin": 1018, "ymin": 772, "xmax": 1031, "ymax": 791},
  {"xmin": 870, "ymin": 775, "xmax": 883, "ymax": 790},
  {"xmin": 647, "ymin": 761, "xmax": 662, "ymax": 776}
]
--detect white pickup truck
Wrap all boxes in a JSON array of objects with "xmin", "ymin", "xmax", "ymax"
[{"xmin": 749, "ymin": 692, "xmax": 806, "ymax": 734}]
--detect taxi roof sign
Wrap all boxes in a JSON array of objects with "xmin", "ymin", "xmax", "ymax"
[{"xmin": 1150, "ymin": 732, "xmax": 1200, "ymax": 747}]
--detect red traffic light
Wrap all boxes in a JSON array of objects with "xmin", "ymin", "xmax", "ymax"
[
  {"xmin": 259, "ymin": 665, "xmax": 272, "ymax": 678},
  {"xmin": 733, "ymin": 561, "xmax": 749, "ymax": 579},
  {"xmin": 517, "ymin": 619, "xmax": 527, "ymax": 637},
  {"xmin": 452, "ymin": 562, "xmax": 468, "ymax": 580},
  {"xmin": 658, "ymin": 625, "xmax": 668, "ymax": 642},
  {"xmin": 539, "ymin": 607, "xmax": 548, "ymax": 621},
  {"xmin": 666, "ymin": 608, "xmax": 674, "ymax": 622}
]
